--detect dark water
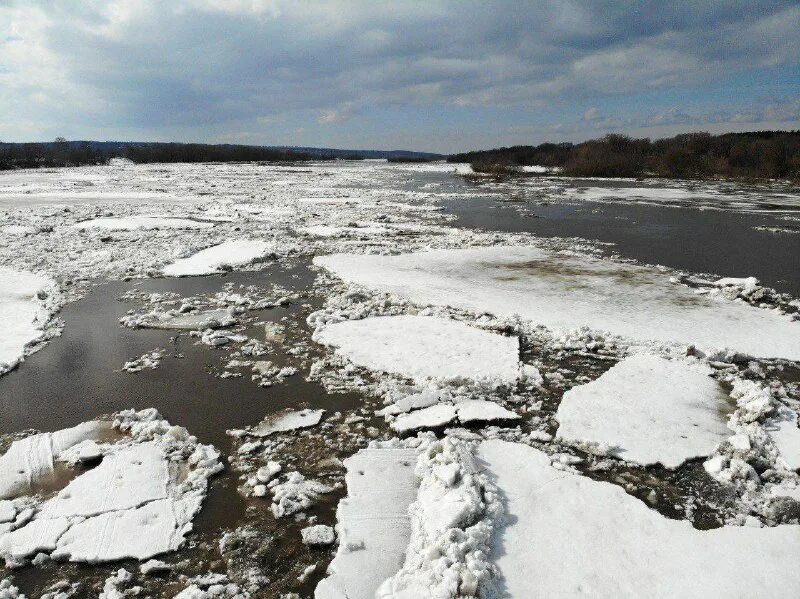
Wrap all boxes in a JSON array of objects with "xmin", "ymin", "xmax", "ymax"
[
  {"xmin": 0, "ymin": 263, "xmax": 350, "ymax": 446},
  {"xmin": 438, "ymin": 187, "xmax": 800, "ymax": 297},
  {"xmin": 0, "ymin": 261, "xmax": 367, "ymax": 597}
]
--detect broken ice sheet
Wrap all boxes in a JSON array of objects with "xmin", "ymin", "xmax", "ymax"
[
  {"xmin": 0, "ymin": 268, "xmax": 60, "ymax": 376},
  {"xmin": 248, "ymin": 408, "xmax": 325, "ymax": 437},
  {"xmin": 0, "ymin": 409, "xmax": 221, "ymax": 566},
  {"xmin": 315, "ymin": 448, "xmax": 418, "ymax": 599},
  {"xmin": 163, "ymin": 239, "xmax": 273, "ymax": 276},
  {"xmin": 479, "ymin": 440, "xmax": 800, "ymax": 598},
  {"xmin": 314, "ymin": 314, "xmax": 522, "ymax": 387},
  {"xmin": 314, "ymin": 246, "xmax": 800, "ymax": 360},
  {"xmin": 556, "ymin": 354, "xmax": 731, "ymax": 468}
]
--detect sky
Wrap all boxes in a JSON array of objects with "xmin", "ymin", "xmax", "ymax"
[{"xmin": 0, "ymin": 0, "xmax": 799, "ymax": 153}]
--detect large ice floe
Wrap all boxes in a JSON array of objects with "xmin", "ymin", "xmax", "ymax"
[
  {"xmin": 0, "ymin": 409, "xmax": 221, "ymax": 566},
  {"xmin": 556, "ymin": 354, "xmax": 732, "ymax": 467},
  {"xmin": 314, "ymin": 315, "xmax": 522, "ymax": 387},
  {"xmin": 314, "ymin": 245, "xmax": 800, "ymax": 360},
  {"xmin": 315, "ymin": 447, "xmax": 418, "ymax": 599},
  {"xmin": 478, "ymin": 440, "xmax": 800, "ymax": 598},
  {"xmin": 0, "ymin": 268, "xmax": 61, "ymax": 376},
  {"xmin": 163, "ymin": 240, "xmax": 273, "ymax": 276}
]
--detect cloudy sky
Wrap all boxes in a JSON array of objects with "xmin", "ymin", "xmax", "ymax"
[{"xmin": 1, "ymin": 1, "xmax": 798, "ymax": 153}]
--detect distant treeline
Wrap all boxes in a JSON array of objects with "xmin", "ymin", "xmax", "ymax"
[
  {"xmin": 448, "ymin": 131, "xmax": 800, "ymax": 181},
  {"xmin": 0, "ymin": 140, "xmax": 443, "ymax": 170},
  {"xmin": 0, "ymin": 140, "xmax": 317, "ymax": 170}
]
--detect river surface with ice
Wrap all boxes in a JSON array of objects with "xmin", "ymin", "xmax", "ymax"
[{"xmin": 0, "ymin": 160, "xmax": 798, "ymax": 598}]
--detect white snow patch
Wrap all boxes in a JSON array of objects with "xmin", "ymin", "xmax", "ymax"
[
  {"xmin": 163, "ymin": 240, "xmax": 272, "ymax": 276},
  {"xmin": 765, "ymin": 407, "xmax": 800, "ymax": 471},
  {"xmin": 0, "ymin": 269, "xmax": 59, "ymax": 375},
  {"xmin": 314, "ymin": 246, "xmax": 800, "ymax": 360},
  {"xmin": 391, "ymin": 405, "xmax": 457, "ymax": 433},
  {"xmin": 479, "ymin": 440, "xmax": 800, "ymax": 598},
  {"xmin": 0, "ymin": 409, "xmax": 222, "ymax": 565},
  {"xmin": 455, "ymin": 400, "xmax": 520, "ymax": 424},
  {"xmin": 315, "ymin": 448, "xmax": 418, "ymax": 599},
  {"xmin": 556, "ymin": 355, "xmax": 731, "ymax": 468},
  {"xmin": 314, "ymin": 315, "xmax": 521, "ymax": 386},
  {"xmin": 250, "ymin": 409, "xmax": 325, "ymax": 437}
]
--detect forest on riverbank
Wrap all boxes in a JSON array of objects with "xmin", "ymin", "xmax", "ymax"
[{"xmin": 448, "ymin": 131, "xmax": 800, "ymax": 181}]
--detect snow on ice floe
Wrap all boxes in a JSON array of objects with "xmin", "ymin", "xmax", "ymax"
[
  {"xmin": 0, "ymin": 268, "xmax": 60, "ymax": 376},
  {"xmin": 73, "ymin": 216, "xmax": 213, "ymax": 231},
  {"xmin": 390, "ymin": 401, "xmax": 519, "ymax": 433},
  {"xmin": 0, "ymin": 420, "xmax": 108, "ymax": 499},
  {"xmin": 314, "ymin": 246, "xmax": 800, "ymax": 360},
  {"xmin": 478, "ymin": 440, "xmax": 800, "ymax": 598},
  {"xmin": 0, "ymin": 409, "xmax": 221, "ymax": 566},
  {"xmin": 556, "ymin": 354, "xmax": 731, "ymax": 468},
  {"xmin": 163, "ymin": 240, "xmax": 273, "ymax": 276},
  {"xmin": 248, "ymin": 408, "xmax": 325, "ymax": 437},
  {"xmin": 765, "ymin": 407, "xmax": 800, "ymax": 471},
  {"xmin": 315, "ymin": 447, "xmax": 418, "ymax": 599},
  {"xmin": 314, "ymin": 315, "xmax": 522, "ymax": 387}
]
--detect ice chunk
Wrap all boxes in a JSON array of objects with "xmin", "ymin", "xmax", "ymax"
[
  {"xmin": 270, "ymin": 472, "xmax": 333, "ymax": 518},
  {"xmin": 390, "ymin": 405, "xmax": 457, "ymax": 433},
  {"xmin": 0, "ymin": 269, "xmax": 59, "ymax": 375},
  {"xmin": 765, "ymin": 407, "xmax": 800, "ymax": 471},
  {"xmin": 315, "ymin": 448, "xmax": 418, "ymax": 599},
  {"xmin": 39, "ymin": 443, "xmax": 169, "ymax": 518},
  {"xmin": 51, "ymin": 497, "xmax": 200, "ymax": 563},
  {"xmin": 0, "ymin": 420, "xmax": 107, "ymax": 499},
  {"xmin": 315, "ymin": 315, "xmax": 520, "ymax": 386},
  {"xmin": 0, "ymin": 410, "xmax": 221, "ymax": 565},
  {"xmin": 314, "ymin": 246, "xmax": 800, "ymax": 360},
  {"xmin": 250, "ymin": 409, "xmax": 325, "ymax": 436},
  {"xmin": 456, "ymin": 400, "xmax": 520, "ymax": 423},
  {"xmin": 163, "ymin": 240, "xmax": 272, "ymax": 276},
  {"xmin": 556, "ymin": 355, "xmax": 730, "ymax": 467},
  {"xmin": 478, "ymin": 440, "xmax": 800, "ymax": 598},
  {"xmin": 0, "ymin": 518, "xmax": 71, "ymax": 561},
  {"xmin": 301, "ymin": 524, "xmax": 335, "ymax": 546}
]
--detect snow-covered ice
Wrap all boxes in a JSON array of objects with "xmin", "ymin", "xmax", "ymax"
[
  {"xmin": 765, "ymin": 408, "xmax": 800, "ymax": 471},
  {"xmin": 455, "ymin": 399, "xmax": 520, "ymax": 424},
  {"xmin": 314, "ymin": 315, "xmax": 521, "ymax": 386},
  {"xmin": 390, "ymin": 404, "xmax": 458, "ymax": 433},
  {"xmin": 0, "ymin": 420, "xmax": 107, "ymax": 499},
  {"xmin": 314, "ymin": 246, "xmax": 800, "ymax": 360},
  {"xmin": 315, "ymin": 448, "xmax": 418, "ymax": 599},
  {"xmin": 74, "ymin": 216, "xmax": 212, "ymax": 231},
  {"xmin": 478, "ymin": 440, "xmax": 800, "ymax": 598},
  {"xmin": 0, "ymin": 268, "xmax": 60, "ymax": 376},
  {"xmin": 163, "ymin": 240, "xmax": 273, "ymax": 276},
  {"xmin": 0, "ymin": 409, "xmax": 221, "ymax": 565},
  {"xmin": 556, "ymin": 355, "xmax": 731, "ymax": 467},
  {"xmin": 250, "ymin": 409, "xmax": 325, "ymax": 436}
]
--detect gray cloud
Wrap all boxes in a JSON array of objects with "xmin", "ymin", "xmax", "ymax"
[{"xmin": 0, "ymin": 0, "xmax": 798, "ymax": 149}]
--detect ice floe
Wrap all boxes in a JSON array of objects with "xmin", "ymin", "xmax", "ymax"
[
  {"xmin": 0, "ymin": 268, "xmax": 61, "ymax": 376},
  {"xmin": 314, "ymin": 315, "xmax": 521, "ymax": 386},
  {"xmin": 765, "ymin": 407, "xmax": 800, "ymax": 472},
  {"xmin": 0, "ymin": 409, "xmax": 221, "ymax": 566},
  {"xmin": 314, "ymin": 246, "xmax": 800, "ymax": 359},
  {"xmin": 315, "ymin": 447, "xmax": 418, "ymax": 599},
  {"xmin": 249, "ymin": 409, "xmax": 325, "ymax": 437},
  {"xmin": 556, "ymin": 354, "xmax": 731, "ymax": 467},
  {"xmin": 163, "ymin": 240, "xmax": 273, "ymax": 276},
  {"xmin": 478, "ymin": 440, "xmax": 800, "ymax": 598}
]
